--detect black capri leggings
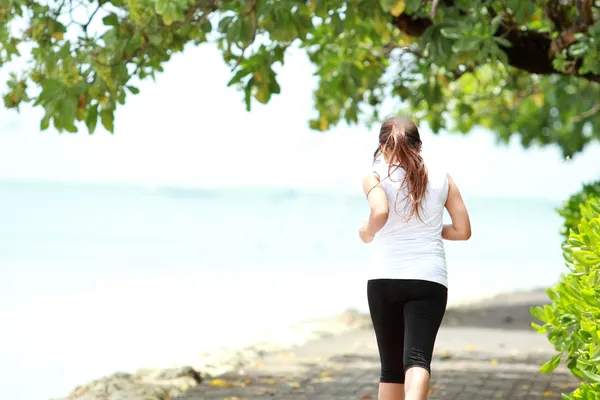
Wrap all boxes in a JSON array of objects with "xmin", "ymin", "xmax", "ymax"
[{"xmin": 367, "ymin": 279, "xmax": 448, "ymax": 384}]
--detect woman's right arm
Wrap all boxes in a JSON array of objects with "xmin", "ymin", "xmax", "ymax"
[{"xmin": 442, "ymin": 174, "xmax": 472, "ymax": 241}]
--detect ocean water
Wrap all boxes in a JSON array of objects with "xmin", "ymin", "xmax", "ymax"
[{"xmin": 0, "ymin": 181, "xmax": 566, "ymax": 400}]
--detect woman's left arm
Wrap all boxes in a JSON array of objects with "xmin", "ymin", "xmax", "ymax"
[{"xmin": 359, "ymin": 173, "xmax": 389, "ymax": 243}]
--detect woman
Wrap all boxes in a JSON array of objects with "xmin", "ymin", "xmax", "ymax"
[{"xmin": 359, "ymin": 116, "xmax": 471, "ymax": 400}]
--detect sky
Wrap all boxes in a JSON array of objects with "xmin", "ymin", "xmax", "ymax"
[{"xmin": 0, "ymin": 44, "xmax": 599, "ymax": 199}]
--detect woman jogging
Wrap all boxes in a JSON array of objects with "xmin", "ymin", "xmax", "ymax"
[{"xmin": 359, "ymin": 116, "xmax": 472, "ymax": 400}]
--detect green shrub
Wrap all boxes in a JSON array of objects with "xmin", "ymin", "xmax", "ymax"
[
  {"xmin": 558, "ymin": 181, "xmax": 600, "ymax": 240},
  {"xmin": 531, "ymin": 198, "xmax": 600, "ymax": 399}
]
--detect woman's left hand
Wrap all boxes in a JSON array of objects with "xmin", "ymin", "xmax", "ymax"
[{"xmin": 359, "ymin": 222, "xmax": 375, "ymax": 243}]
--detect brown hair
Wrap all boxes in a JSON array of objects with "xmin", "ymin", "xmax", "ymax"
[{"xmin": 373, "ymin": 116, "xmax": 428, "ymax": 220}]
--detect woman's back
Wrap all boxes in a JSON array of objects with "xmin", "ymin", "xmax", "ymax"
[{"xmin": 369, "ymin": 159, "xmax": 449, "ymax": 287}]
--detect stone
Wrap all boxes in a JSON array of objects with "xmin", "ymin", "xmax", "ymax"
[{"xmin": 54, "ymin": 366, "xmax": 202, "ymax": 400}]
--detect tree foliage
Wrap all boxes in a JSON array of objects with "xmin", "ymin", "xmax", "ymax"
[
  {"xmin": 532, "ymin": 198, "xmax": 600, "ymax": 399},
  {"xmin": 1, "ymin": 0, "xmax": 600, "ymax": 156},
  {"xmin": 559, "ymin": 180, "xmax": 600, "ymax": 240}
]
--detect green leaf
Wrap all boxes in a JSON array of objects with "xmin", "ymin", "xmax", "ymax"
[
  {"xmin": 440, "ymin": 28, "xmax": 461, "ymax": 40},
  {"xmin": 490, "ymin": 15, "xmax": 503, "ymax": 34},
  {"xmin": 540, "ymin": 353, "xmax": 562, "ymax": 374},
  {"xmin": 40, "ymin": 114, "xmax": 50, "ymax": 131},
  {"xmin": 580, "ymin": 367, "xmax": 600, "ymax": 384},
  {"xmin": 102, "ymin": 14, "xmax": 119, "ymax": 26},
  {"xmin": 228, "ymin": 69, "xmax": 249, "ymax": 86},
  {"xmin": 126, "ymin": 86, "xmax": 140, "ymax": 94},
  {"xmin": 531, "ymin": 306, "xmax": 549, "ymax": 322},
  {"xmin": 531, "ymin": 322, "xmax": 548, "ymax": 333},
  {"xmin": 100, "ymin": 108, "xmax": 114, "ymax": 133},
  {"xmin": 201, "ymin": 19, "xmax": 212, "ymax": 33},
  {"xmin": 86, "ymin": 105, "xmax": 98, "ymax": 133},
  {"xmin": 36, "ymin": 79, "xmax": 64, "ymax": 105},
  {"xmin": 493, "ymin": 37, "xmax": 512, "ymax": 48}
]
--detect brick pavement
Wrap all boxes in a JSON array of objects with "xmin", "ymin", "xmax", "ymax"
[{"xmin": 177, "ymin": 352, "xmax": 581, "ymax": 400}]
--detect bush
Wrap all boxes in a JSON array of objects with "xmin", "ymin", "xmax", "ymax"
[
  {"xmin": 531, "ymin": 197, "xmax": 600, "ymax": 399},
  {"xmin": 557, "ymin": 181, "xmax": 600, "ymax": 240}
]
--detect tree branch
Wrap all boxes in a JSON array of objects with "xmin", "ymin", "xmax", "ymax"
[
  {"xmin": 575, "ymin": 0, "xmax": 594, "ymax": 27},
  {"xmin": 570, "ymin": 103, "xmax": 600, "ymax": 123},
  {"xmin": 391, "ymin": 12, "xmax": 600, "ymax": 84}
]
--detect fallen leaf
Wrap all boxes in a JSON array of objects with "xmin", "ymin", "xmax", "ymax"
[
  {"xmin": 266, "ymin": 379, "xmax": 276, "ymax": 385},
  {"xmin": 490, "ymin": 359, "xmax": 499, "ymax": 366},
  {"xmin": 320, "ymin": 371, "xmax": 332, "ymax": 378},
  {"xmin": 465, "ymin": 345, "xmax": 478, "ymax": 351},
  {"xmin": 494, "ymin": 394, "xmax": 504, "ymax": 398},
  {"xmin": 543, "ymin": 391, "xmax": 553, "ymax": 397},
  {"xmin": 520, "ymin": 385, "xmax": 530, "ymax": 390},
  {"xmin": 208, "ymin": 378, "xmax": 234, "ymax": 388},
  {"xmin": 241, "ymin": 378, "xmax": 253, "ymax": 386},
  {"xmin": 288, "ymin": 381, "xmax": 301, "ymax": 388},
  {"xmin": 360, "ymin": 394, "xmax": 374, "ymax": 399}
]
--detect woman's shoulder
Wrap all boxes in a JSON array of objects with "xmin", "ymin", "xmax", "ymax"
[
  {"xmin": 371, "ymin": 156, "xmax": 397, "ymax": 177},
  {"xmin": 424, "ymin": 158, "xmax": 449, "ymax": 186}
]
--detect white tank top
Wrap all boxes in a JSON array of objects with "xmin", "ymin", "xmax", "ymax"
[{"xmin": 368, "ymin": 158, "xmax": 449, "ymax": 287}]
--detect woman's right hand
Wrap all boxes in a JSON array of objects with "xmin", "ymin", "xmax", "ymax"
[
  {"xmin": 359, "ymin": 221, "xmax": 375, "ymax": 243},
  {"xmin": 442, "ymin": 174, "xmax": 471, "ymax": 241}
]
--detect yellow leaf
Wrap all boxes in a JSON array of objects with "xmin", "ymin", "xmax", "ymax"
[
  {"xmin": 532, "ymin": 93, "xmax": 544, "ymax": 107},
  {"xmin": 254, "ymin": 71, "xmax": 264, "ymax": 83},
  {"xmin": 543, "ymin": 391, "xmax": 553, "ymax": 397},
  {"xmin": 266, "ymin": 379, "xmax": 276, "ymax": 385},
  {"xmin": 52, "ymin": 32, "xmax": 64, "ymax": 40},
  {"xmin": 464, "ymin": 345, "xmax": 478, "ymax": 351},
  {"xmin": 319, "ymin": 371, "xmax": 332, "ymax": 377},
  {"xmin": 490, "ymin": 359, "xmax": 499, "ymax": 366},
  {"xmin": 208, "ymin": 378, "xmax": 234, "ymax": 388},
  {"xmin": 255, "ymin": 86, "xmax": 269, "ymax": 104},
  {"xmin": 289, "ymin": 381, "xmax": 301, "ymax": 388},
  {"xmin": 319, "ymin": 115, "xmax": 328, "ymax": 131},
  {"xmin": 390, "ymin": 0, "xmax": 405, "ymax": 16}
]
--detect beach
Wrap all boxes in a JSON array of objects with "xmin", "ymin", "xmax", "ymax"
[
  {"xmin": 55, "ymin": 286, "xmax": 581, "ymax": 400},
  {"xmin": 0, "ymin": 182, "xmax": 572, "ymax": 400}
]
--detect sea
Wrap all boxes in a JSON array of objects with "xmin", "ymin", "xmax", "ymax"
[{"xmin": 0, "ymin": 181, "xmax": 567, "ymax": 400}]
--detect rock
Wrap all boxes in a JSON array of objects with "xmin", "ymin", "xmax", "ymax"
[
  {"xmin": 337, "ymin": 309, "xmax": 370, "ymax": 328},
  {"xmin": 54, "ymin": 366, "xmax": 202, "ymax": 400}
]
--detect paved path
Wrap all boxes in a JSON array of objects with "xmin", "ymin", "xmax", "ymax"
[{"xmin": 177, "ymin": 327, "xmax": 582, "ymax": 400}]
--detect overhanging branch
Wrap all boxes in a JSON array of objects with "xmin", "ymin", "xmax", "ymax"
[{"xmin": 392, "ymin": 13, "xmax": 600, "ymax": 84}]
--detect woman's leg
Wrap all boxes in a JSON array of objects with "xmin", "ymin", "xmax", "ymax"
[
  {"xmin": 367, "ymin": 279, "xmax": 406, "ymax": 400},
  {"xmin": 402, "ymin": 281, "xmax": 447, "ymax": 400}
]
